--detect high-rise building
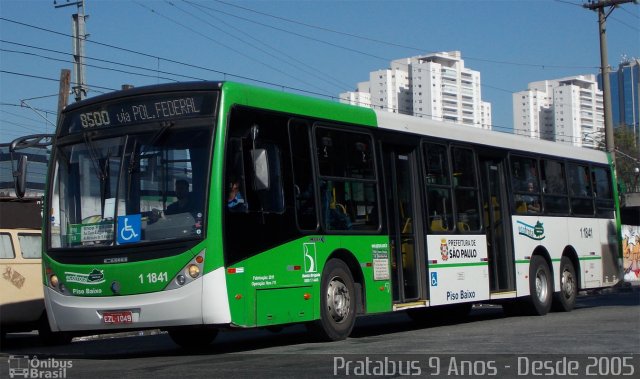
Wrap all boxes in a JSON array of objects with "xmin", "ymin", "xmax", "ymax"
[
  {"xmin": 598, "ymin": 58, "xmax": 639, "ymax": 144},
  {"xmin": 513, "ymin": 75, "xmax": 604, "ymax": 148},
  {"xmin": 340, "ymin": 51, "xmax": 492, "ymax": 130}
]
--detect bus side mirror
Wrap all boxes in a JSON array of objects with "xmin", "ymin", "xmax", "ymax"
[
  {"xmin": 251, "ymin": 148, "xmax": 270, "ymax": 190},
  {"xmin": 14, "ymin": 155, "xmax": 28, "ymax": 199}
]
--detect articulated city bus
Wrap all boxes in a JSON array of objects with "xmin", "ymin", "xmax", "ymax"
[{"xmin": 37, "ymin": 81, "xmax": 621, "ymax": 347}]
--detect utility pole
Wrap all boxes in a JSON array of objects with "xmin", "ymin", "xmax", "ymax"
[
  {"xmin": 583, "ymin": 0, "xmax": 638, "ymax": 155},
  {"xmin": 57, "ymin": 69, "xmax": 71, "ymax": 123},
  {"xmin": 55, "ymin": 0, "xmax": 88, "ymax": 102}
]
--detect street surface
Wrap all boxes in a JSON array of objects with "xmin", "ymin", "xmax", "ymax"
[{"xmin": 1, "ymin": 286, "xmax": 638, "ymax": 378}]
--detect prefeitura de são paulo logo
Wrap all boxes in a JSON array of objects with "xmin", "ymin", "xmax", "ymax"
[{"xmin": 440, "ymin": 239, "xmax": 449, "ymax": 261}]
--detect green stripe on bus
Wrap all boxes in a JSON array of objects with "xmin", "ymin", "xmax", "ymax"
[
  {"xmin": 516, "ymin": 257, "xmax": 601, "ymax": 265},
  {"xmin": 428, "ymin": 262, "xmax": 488, "ymax": 268}
]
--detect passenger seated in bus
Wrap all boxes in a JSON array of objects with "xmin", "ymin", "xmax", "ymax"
[
  {"xmin": 227, "ymin": 177, "xmax": 247, "ymax": 212},
  {"xmin": 517, "ymin": 181, "xmax": 540, "ymax": 213}
]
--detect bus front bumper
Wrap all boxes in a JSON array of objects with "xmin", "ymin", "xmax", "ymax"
[{"xmin": 44, "ymin": 279, "xmax": 207, "ymax": 332}]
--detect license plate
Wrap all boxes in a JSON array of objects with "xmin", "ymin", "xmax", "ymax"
[{"xmin": 103, "ymin": 311, "xmax": 133, "ymax": 324}]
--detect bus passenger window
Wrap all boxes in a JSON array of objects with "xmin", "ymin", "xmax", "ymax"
[
  {"xmin": 511, "ymin": 156, "xmax": 541, "ymax": 214},
  {"xmin": 452, "ymin": 147, "xmax": 480, "ymax": 231},
  {"xmin": 289, "ymin": 120, "xmax": 318, "ymax": 231},
  {"xmin": 592, "ymin": 166, "xmax": 613, "ymax": 217},
  {"xmin": 315, "ymin": 127, "xmax": 378, "ymax": 232},
  {"xmin": 541, "ymin": 159, "xmax": 569, "ymax": 214},
  {"xmin": 423, "ymin": 143, "xmax": 453, "ymax": 232},
  {"xmin": 567, "ymin": 163, "xmax": 594, "ymax": 216}
]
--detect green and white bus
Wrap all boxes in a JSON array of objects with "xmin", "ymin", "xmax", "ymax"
[{"xmin": 39, "ymin": 81, "xmax": 621, "ymax": 347}]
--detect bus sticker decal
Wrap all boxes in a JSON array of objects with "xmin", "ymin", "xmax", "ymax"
[
  {"xmin": 65, "ymin": 269, "xmax": 105, "ymax": 285},
  {"xmin": 372, "ymin": 243, "xmax": 390, "ymax": 281},
  {"xmin": 517, "ymin": 220, "xmax": 546, "ymax": 241},
  {"xmin": 117, "ymin": 215, "xmax": 141, "ymax": 244},
  {"xmin": 440, "ymin": 239, "xmax": 449, "ymax": 261},
  {"xmin": 303, "ymin": 243, "xmax": 317, "ymax": 273}
]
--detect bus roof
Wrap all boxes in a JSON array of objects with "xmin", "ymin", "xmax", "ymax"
[
  {"xmin": 221, "ymin": 82, "xmax": 377, "ymax": 127},
  {"xmin": 60, "ymin": 81, "xmax": 607, "ymax": 165},
  {"xmin": 375, "ymin": 110, "xmax": 609, "ymax": 165}
]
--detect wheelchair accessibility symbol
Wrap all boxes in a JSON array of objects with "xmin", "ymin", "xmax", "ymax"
[
  {"xmin": 117, "ymin": 214, "xmax": 141, "ymax": 244},
  {"xmin": 430, "ymin": 272, "xmax": 438, "ymax": 287}
]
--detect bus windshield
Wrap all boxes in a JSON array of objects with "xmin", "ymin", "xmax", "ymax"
[{"xmin": 49, "ymin": 125, "xmax": 213, "ymax": 248}]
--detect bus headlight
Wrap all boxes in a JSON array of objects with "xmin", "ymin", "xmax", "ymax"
[
  {"xmin": 49, "ymin": 274, "xmax": 59, "ymax": 288},
  {"xmin": 164, "ymin": 250, "xmax": 205, "ymax": 291},
  {"xmin": 188, "ymin": 264, "xmax": 200, "ymax": 278}
]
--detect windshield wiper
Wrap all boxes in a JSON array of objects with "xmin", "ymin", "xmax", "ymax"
[
  {"xmin": 83, "ymin": 132, "xmax": 112, "ymax": 212},
  {"xmin": 128, "ymin": 121, "xmax": 174, "ymax": 175},
  {"xmin": 127, "ymin": 121, "xmax": 174, "ymax": 200}
]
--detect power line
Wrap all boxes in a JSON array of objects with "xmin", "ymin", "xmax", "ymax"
[
  {"xmin": 183, "ymin": 1, "xmax": 392, "ymax": 62},
  {"xmin": 0, "ymin": 69, "xmax": 117, "ymax": 92},
  {"xmin": 0, "ymin": 16, "xmax": 341, "ymax": 98},
  {"xmin": 210, "ymin": 0, "xmax": 601, "ymax": 70},
  {"xmin": 1, "ymin": 39, "xmax": 206, "ymax": 82},
  {"xmin": 0, "ymin": 103, "xmax": 56, "ymax": 115},
  {"xmin": 136, "ymin": 1, "xmax": 337, "ymax": 95},
  {"xmin": 176, "ymin": 0, "xmax": 352, "ymax": 92}
]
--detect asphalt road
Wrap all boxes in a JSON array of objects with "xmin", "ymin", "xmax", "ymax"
[{"xmin": 1, "ymin": 286, "xmax": 638, "ymax": 378}]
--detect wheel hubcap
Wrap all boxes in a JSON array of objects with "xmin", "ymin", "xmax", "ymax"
[
  {"xmin": 535, "ymin": 268, "xmax": 549, "ymax": 303},
  {"xmin": 326, "ymin": 276, "xmax": 351, "ymax": 323},
  {"xmin": 561, "ymin": 269, "xmax": 575, "ymax": 300}
]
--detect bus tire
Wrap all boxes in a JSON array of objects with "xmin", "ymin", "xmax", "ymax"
[
  {"xmin": 552, "ymin": 257, "xmax": 577, "ymax": 312},
  {"xmin": 308, "ymin": 258, "xmax": 356, "ymax": 341},
  {"xmin": 528, "ymin": 255, "xmax": 552, "ymax": 315},
  {"xmin": 168, "ymin": 328, "xmax": 218, "ymax": 349}
]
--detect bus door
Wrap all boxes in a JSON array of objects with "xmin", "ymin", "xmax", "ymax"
[
  {"xmin": 479, "ymin": 155, "xmax": 515, "ymax": 292},
  {"xmin": 383, "ymin": 145, "xmax": 424, "ymax": 303}
]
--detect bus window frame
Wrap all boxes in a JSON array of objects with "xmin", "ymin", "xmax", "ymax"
[
  {"xmin": 311, "ymin": 123, "xmax": 381, "ymax": 234},
  {"xmin": 590, "ymin": 163, "xmax": 615, "ymax": 218},
  {"xmin": 287, "ymin": 118, "xmax": 320, "ymax": 233},
  {"xmin": 509, "ymin": 153, "xmax": 543, "ymax": 215},
  {"xmin": 421, "ymin": 140, "xmax": 454, "ymax": 233},
  {"xmin": 566, "ymin": 161, "xmax": 596, "ymax": 217},
  {"xmin": 449, "ymin": 143, "xmax": 483, "ymax": 233},
  {"xmin": 540, "ymin": 158, "xmax": 570, "ymax": 216}
]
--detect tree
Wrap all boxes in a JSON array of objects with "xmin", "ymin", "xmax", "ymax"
[{"xmin": 614, "ymin": 126, "xmax": 640, "ymax": 194}]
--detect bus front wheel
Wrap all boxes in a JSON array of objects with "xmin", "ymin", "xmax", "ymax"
[
  {"xmin": 552, "ymin": 257, "xmax": 577, "ymax": 312},
  {"xmin": 308, "ymin": 259, "xmax": 356, "ymax": 341},
  {"xmin": 528, "ymin": 255, "xmax": 552, "ymax": 315}
]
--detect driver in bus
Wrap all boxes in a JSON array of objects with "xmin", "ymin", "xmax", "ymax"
[{"xmin": 166, "ymin": 179, "xmax": 195, "ymax": 215}]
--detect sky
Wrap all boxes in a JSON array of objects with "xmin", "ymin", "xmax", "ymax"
[{"xmin": 1, "ymin": 0, "xmax": 639, "ymax": 144}]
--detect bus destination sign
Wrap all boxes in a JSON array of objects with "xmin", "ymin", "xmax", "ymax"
[{"xmin": 63, "ymin": 92, "xmax": 216, "ymax": 134}]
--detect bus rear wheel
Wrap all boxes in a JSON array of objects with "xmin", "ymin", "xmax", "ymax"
[
  {"xmin": 552, "ymin": 257, "xmax": 577, "ymax": 312},
  {"xmin": 168, "ymin": 328, "xmax": 218, "ymax": 349},
  {"xmin": 308, "ymin": 259, "xmax": 356, "ymax": 341},
  {"xmin": 528, "ymin": 255, "xmax": 552, "ymax": 315}
]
